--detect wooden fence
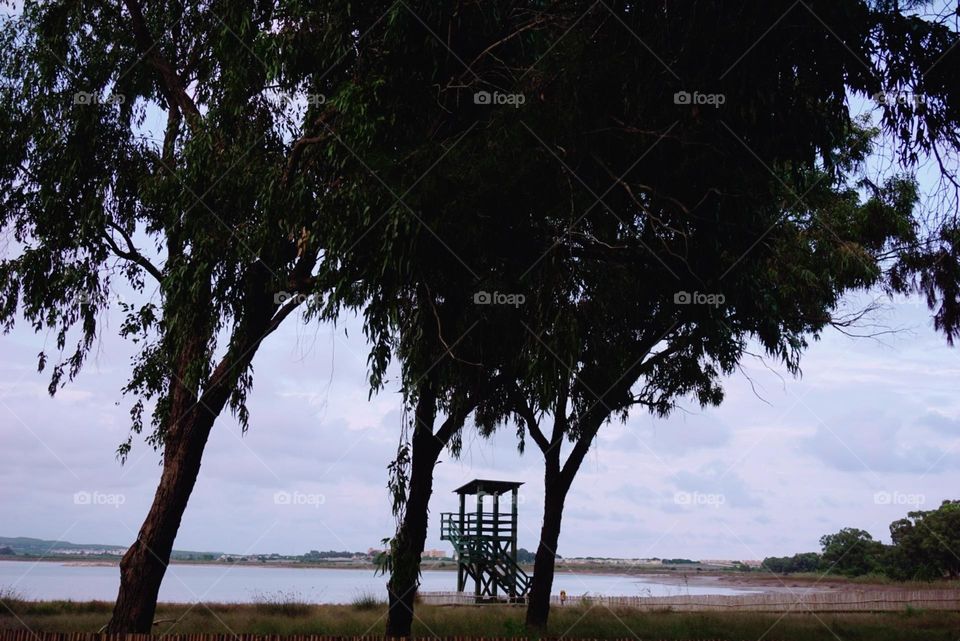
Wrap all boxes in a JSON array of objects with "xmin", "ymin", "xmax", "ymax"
[
  {"xmin": 0, "ymin": 634, "xmax": 733, "ymax": 641},
  {"xmin": 418, "ymin": 589, "xmax": 960, "ymax": 612}
]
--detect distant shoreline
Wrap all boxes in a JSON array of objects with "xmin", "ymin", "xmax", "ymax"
[
  {"xmin": 0, "ymin": 555, "xmax": 724, "ymax": 578},
  {"xmin": 4, "ymin": 556, "xmax": 950, "ymax": 595},
  {"xmin": 0, "ymin": 556, "xmax": 384, "ymax": 571},
  {"xmin": 0, "ymin": 555, "xmax": 710, "ymax": 574},
  {"xmin": 0, "ymin": 555, "xmax": 703, "ymax": 575}
]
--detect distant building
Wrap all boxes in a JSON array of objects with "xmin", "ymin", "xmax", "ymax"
[
  {"xmin": 50, "ymin": 548, "xmax": 122, "ymax": 556},
  {"xmin": 422, "ymin": 548, "xmax": 447, "ymax": 559}
]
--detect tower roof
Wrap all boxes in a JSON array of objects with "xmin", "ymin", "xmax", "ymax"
[{"xmin": 453, "ymin": 479, "xmax": 524, "ymax": 495}]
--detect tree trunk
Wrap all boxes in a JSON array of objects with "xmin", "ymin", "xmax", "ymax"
[
  {"xmin": 525, "ymin": 459, "xmax": 569, "ymax": 629},
  {"xmin": 106, "ymin": 408, "xmax": 216, "ymax": 632},
  {"xmin": 385, "ymin": 392, "xmax": 442, "ymax": 638},
  {"xmin": 106, "ymin": 286, "xmax": 279, "ymax": 633}
]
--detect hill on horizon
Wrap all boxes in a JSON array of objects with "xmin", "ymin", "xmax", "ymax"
[{"xmin": 0, "ymin": 535, "xmax": 220, "ymax": 559}]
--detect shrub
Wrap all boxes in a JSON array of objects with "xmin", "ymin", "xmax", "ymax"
[
  {"xmin": 250, "ymin": 590, "xmax": 312, "ymax": 617},
  {"xmin": 351, "ymin": 591, "xmax": 386, "ymax": 611}
]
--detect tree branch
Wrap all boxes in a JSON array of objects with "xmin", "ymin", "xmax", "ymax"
[
  {"xmin": 102, "ymin": 222, "xmax": 163, "ymax": 282},
  {"xmin": 434, "ymin": 373, "xmax": 511, "ymax": 445},
  {"xmin": 121, "ymin": 0, "xmax": 201, "ymax": 130},
  {"xmin": 551, "ymin": 374, "xmax": 569, "ymax": 445},
  {"xmin": 510, "ymin": 387, "xmax": 550, "ymax": 454}
]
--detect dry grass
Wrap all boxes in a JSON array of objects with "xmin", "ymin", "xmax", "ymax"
[
  {"xmin": 250, "ymin": 590, "xmax": 312, "ymax": 617},
  {"xmin": 2, "ymin": 599, "xmax": 960, "ymax": 640},
  {"xmin": 768, "ymin": 572, "xmax": 960, "ymax": 588}
]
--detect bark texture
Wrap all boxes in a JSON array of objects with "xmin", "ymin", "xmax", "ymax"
[
  {"xmin": 385, "ymin": 389, "xmax": 443, "ymax": 637},
  {"xmin": 106, "ymin": 281, "xmax": 283, "ymax": 633}
]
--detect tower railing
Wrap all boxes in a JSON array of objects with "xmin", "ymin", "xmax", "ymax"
[
  {"xmin": 439, "ymin": 512, "xmax": 531, "ymax": 598},
  {"xmin": 441, "ymin": 512, "xmax": 515, "ymax": 540}
]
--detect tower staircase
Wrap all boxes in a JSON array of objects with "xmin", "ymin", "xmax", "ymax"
[
  {"xmin": 439, "ymin": 479, "xmax": 531, "ymax": 602},
  {"xmin": 440, "ymin": 512, "xmax": 531, "ymax": 600}
]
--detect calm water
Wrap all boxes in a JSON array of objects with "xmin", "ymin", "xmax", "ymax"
[{"xmin": 0, "ymin": 560, "xmax": 757, "ymax": 604}]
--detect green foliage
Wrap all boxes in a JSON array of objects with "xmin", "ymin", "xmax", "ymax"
[
  {"xmin": 775, "ymin": 501, "xmax": 960, "ymax": 581},
  {"xmin": 820, "ymin": 528, "xmax": 887, "ymax": 576},
  {"xmin": 301, "ymin": 550, "xmax": 362, "ymax": 561},
  {"xmin": 516, "ymin": 548, "xmax": 536, "ymax": 564},
  {"xmin": 763, "ymin": 552, "xmax": 823, "ymax": 574},
  {"xmin": 314, "ymin": 2, "xmax": 959, "ymax": 470},
  {"xmin": 386, "ymin": 440, "xmax": 411, "ymax": 525},
  {"xmin": 0, "ymin": 0, "xmax": 337, "ymax": 455},
  {"xmin": 373, "ymin": 537, "xmax": 394, "ymax": 578},
  {"xmin": 888, "ymin": 500, "xmax": 960, "ymax": 580}
]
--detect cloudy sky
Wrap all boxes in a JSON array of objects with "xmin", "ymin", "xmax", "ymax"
[{"xmin": 1, "ymin": 283, "xmax": 957, "ymax": 562}]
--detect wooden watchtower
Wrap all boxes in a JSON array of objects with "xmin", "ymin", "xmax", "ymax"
[{"xmin": 439, "ymin": 479, "xmax": 531, "ymax": 602}]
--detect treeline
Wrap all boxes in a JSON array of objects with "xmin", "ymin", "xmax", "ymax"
[
  {"xmin": 762, "ymin": 500, "xmax": 960, "ymax": 580},
  {"xmin": 302, "ymin": 550, "xmax": 368, "ymax": 560}
]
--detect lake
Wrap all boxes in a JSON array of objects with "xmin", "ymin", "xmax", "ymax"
[{"xmin": 0, "ymin": 560, "xmax": 759, "ymax": 604}]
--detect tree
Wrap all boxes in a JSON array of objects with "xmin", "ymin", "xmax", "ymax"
[
  {"xmin": 5, "ymin": 1, "xmax": 957, "ymax": 636},
  {"xmin": 481, "ymin": 0, "xmax": 960, "ymax": 628},
  {"xmin": 328, "ymin": 0, "xmax": 960, "ymax": 631},
  {"xmin": 888, "ymin": 500, "xmax": 960, "ymax": 580},
  {"xmin": 0, "ymin": 2, "xmax": 547, "ymax": 635},
  {"xmin": 761, "ymin": 554, "xmax": 821, "ymax": 574},
  {"xmin": 819, "ymin": 528, "xmax": 886, "ymax": 576},
  {"xmin": 790, "ymin": 553, "xmax": 822, "ymax": 574},
  {"xmin": 762, "ymin": 557, "xmax": 790, "ymax": 573},
  {"xmin": 303, "ymin": 4, "xmax": 567, "ymax": 635},
  {"xmin": 0, "ymin": 0, "xmax": 344, "ymax": 631},
  {"xmin": 517, "ymin": 548, "xmax": 536, "ymax": 564}
]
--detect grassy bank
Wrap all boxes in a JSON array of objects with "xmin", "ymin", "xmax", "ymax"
[{"xmin": 2, "ymin": 597, "xmax": 960, "ymax": 640}]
